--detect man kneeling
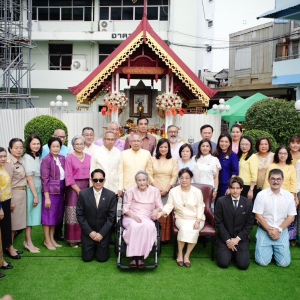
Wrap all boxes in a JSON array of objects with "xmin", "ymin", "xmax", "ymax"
[
  {"xmin": 76, "ymin": 169, "xmax": 117, "ymax": 262},
  {"xmin": 215, "ymin": 177, "xmax": 254, "ymax": 270},
  {"xmin": 253, "ymin": 169, "xmax": 296, "ymax": 267}
]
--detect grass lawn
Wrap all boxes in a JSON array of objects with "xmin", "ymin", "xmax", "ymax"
[{"xmin": 1, "ymin": 226, "xmax": 300, "ymax": 300}]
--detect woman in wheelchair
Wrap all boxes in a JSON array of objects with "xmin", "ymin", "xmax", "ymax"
[
  {"xmin": 122, "ymin": 171, "xmax": 163, "ymax": 268},
  {"xmin": 156, "ymin": 168, "xmax": 205, "ymax": 268}
]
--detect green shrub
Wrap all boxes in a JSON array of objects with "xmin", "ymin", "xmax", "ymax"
[
  {"xmin": 244, "ymin": 98, "xmax": 300, "ymax": 146},
  {"xmin": 243, "ymin": 130, "xmax": 278, "ymax": 153},
  {"xmin": 24, "ymin": 115, "xmax": 68, "ymax": 146}
]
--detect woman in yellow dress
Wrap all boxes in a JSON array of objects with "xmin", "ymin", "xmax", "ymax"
[
  {"xmin": 290, "ymin": 136, "xmax": 300, "ymax": 167},
  {"xmin": 146, "ymin": 138, "xmax": 178, "ymax": 242},
  {"xmin": 157, "ymin": 168, "xmax": 205, "ymax": 268},
  {"xmin": 263, "ymin": 146, "xmax": 297, "ymax": 246}
]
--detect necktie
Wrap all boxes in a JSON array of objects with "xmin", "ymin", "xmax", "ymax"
[
  {"xmin": 233, "ymin": 200, "xmax": 238, "ymax": 212},
  {"xmin": 95, "ymin": 192, "xmax": 100, "ymax": 208}
]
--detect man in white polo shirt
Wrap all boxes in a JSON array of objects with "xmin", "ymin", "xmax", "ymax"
[{"xmin": 253, "ymin": 168, "xmax": 296, "ymax": 267}]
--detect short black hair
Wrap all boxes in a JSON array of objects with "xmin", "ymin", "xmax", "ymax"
[
  {"xmin": 273, "ymin": 146, "xmax": 292, "ymax": 165},
  {"xmin": 228, "ymin": 177, "xmax": 244, "ymax": 188},
  {"xmin": 91, "ymin": 169, "xmax": 106, "ymax": 178},
  {"xmin": 48, "ymin": 137, "xmax": 62, "ymax": 149},
  {"xmin": 255, "ymin": 136, "xmax": 271, "ymax": 153},
  {"xmin": 179, "ymin": 143, "xmax": 193, "ymax": 159},
  {"xmin": 82, "ymin": 127, "xmax": 94, "ymax": 133},
  {"xmin": 25, "ymin": 134, "xmax": 43, "ymax": 158},
  {"xmin": 269, "ymin": 168, "xmax": 284, "ymax": 179},
  {"xmin": 178, "ymin": 167, "xmax": 193, "ymax": 178},
  {"xmin": 0, "ymin": 147, "xmax": 7, "ymax": 153},
  {"xmin": 200, "ymin": 124, "xmax": 214, "ymax": 133},
  {"xmin": 137, "ymin": 117, "xmax": 149, "ymax": 125},
  {"xmin": 8, "ymin": 138, "xmax": 23, "ymax": 154},
  {"xmin": 155, "ymin": 138, "xmax": 172, "ymax": 159}
]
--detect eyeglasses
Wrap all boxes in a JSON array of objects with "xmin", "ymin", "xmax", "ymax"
[
  {"xmin": 240, "ymin": 143, "xmax": 250, "ymax": 147},
  {"xmin": 168, "ymin": 131, "xmax": 178, "ymax": 134},
  {"xmin": 74, "ymin": 143, "xmax": 84, "ymax": 147},
  {"xmin": 55, "ymin": 136, "xmax": 66, "ymax": 140},
  {"xmin": 278, "ymin": 152, "xmax": 288, "ymax": 156},
  {"xmin": 92, "ymin": 178, "xmax": 105, "ymax": 183},
  {"xmin": 269, "ymin": 177, "xmax": 283, "ymax": 182}
]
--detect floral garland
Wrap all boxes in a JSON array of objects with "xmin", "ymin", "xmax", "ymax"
[
  {"xmin": 101, "ymin": 92, "xmax": 128, "ymax": 116},
  {"xmin": 156, "ymin": 93, "xmax": 185, "ymax": 117}
]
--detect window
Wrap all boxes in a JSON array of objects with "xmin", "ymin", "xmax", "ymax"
[
  {"xmin": 100, "ymin": 0, "xmax": 168, "ymax": 21},
  {"xmin": 99, "ymin": 44, "xmax": 120, "ymax": 64},
  {"xmin": 32, "ymin": 0, "xmax": 92, "ymax": 21},
  {"xmin": 208, "ymin": 20, "xmax": 213, "ymax": 28},
  {"xmin": 49, "ymin": 44, "xmax": 73, "ymax": 70},
  {"xmin": 235, "ymin": 47, "xmax": 251, "ymax": 70}
]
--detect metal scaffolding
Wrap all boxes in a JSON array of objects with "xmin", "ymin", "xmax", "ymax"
[{"xmin": 0, "ymin": 0, "xmax": 39, "ymax": 109}]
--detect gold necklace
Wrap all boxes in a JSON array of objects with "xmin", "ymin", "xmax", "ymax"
[{"xmin": 180, "ymin": 187, "xmax": 191, "ymax": 207}]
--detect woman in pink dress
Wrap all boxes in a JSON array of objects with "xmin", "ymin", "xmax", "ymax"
[
  {"xmin": 65, "ymin": 135, "xmax": 91, "ymax": 248},
  {"xmin": 122, "ymin": 170, "xmax": 163, "ymax": 268}
]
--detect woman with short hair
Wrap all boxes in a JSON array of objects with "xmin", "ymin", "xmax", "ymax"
[
  {"xmin": 122, "ymin": 171, "xmax": 163, "ymax": 268},
  {"xmin": 157, "ymin": 168, "xmax": 205, "ymax": 268},
  {"xmin": 65, "ymin": 135, "xmax": 91, "ymax": 248},
  {"xmin": 22, "ymin": 134, "xmax": 43, "ymax": 253}
]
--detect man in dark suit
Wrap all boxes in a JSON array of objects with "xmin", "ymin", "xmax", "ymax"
[
  {"xmin": 215, "ymin": 177, "xmax": 255, "ymax": 270},
  {"xmin": 76, "ymin": 169, "xmax": 117, "ymax": 262}
]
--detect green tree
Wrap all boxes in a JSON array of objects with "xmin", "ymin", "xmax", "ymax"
[
  {"xmin": 24, "ymin": 115, "xmax": 68, "ymax": 146},
  {"xmin": 244, "ymin": 98, "xmax": 300, "ymax": 146},
  {"xmin": 243, "ymin": 130, "xmax": 278, "ymax": 153}
]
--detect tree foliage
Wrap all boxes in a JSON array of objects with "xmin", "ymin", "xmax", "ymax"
[
  {"xmin": 244, "ymin": 99, "xmax": 300, "ymax": 146},
  {"xmin": 24, "ymin": 115, "xmax": 68, "ymax": 146},
  {"xmin": 243, "ymin": 130, "xmax": 278, "ymax": 153}
]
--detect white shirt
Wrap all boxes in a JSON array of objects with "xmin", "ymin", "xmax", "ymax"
[
  {"xmin": 153, "ymin": 140, "xmax": 184, "ymax": 159},
  {"xmin": 253, "ymin": 188, "xmax": 297, "ymax": 228},
  {"xmin": 231, "ymin": 196, "xmax": 240, "ymax": 208},
  {"xmin": 54, "ymin": 157, "xmax": 65, "ymax": 180},
  {"xmin": 84, "ymin": 143, "xmax": 100, "ymax": 158},
  {"xmin": 193, "ymin": 154, "xmax": 221, "ymax": 187},
  {"xmin": 90, "ymin": 145, "xmax": 123, "ymax": 194}
]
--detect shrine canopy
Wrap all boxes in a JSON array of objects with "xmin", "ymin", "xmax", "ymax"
[{"xmin": 68, "ymin": 12, "xmax": 217, "ymax": 106}]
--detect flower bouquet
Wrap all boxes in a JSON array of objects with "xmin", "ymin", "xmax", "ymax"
[
  {"xmin": 101, "ymin": 92, "xmax": 128, "ymax": 116},
  {"xmin": 156, "ymin": 93, "xmax": 186, "ymax": 118}
]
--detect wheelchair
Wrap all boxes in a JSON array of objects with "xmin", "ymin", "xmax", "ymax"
[{"xmin": 114, "ymin": 194, "xmax": 162, "ymax": 269}]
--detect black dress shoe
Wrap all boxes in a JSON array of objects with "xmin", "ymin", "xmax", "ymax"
[
  {"xmin": 16, "ymin": 250, "xmax": 23, "ymax": 255},
  {"xmin": 1, "ymin": 264, "xmax": 13, "ymax": 270},
  {"xmin": 55, "ymin": 234, "xmax": 65, "ymax": 242},
  {"xmin": 0, "ymin": 273, "xmax": 6, "ymax": 278},
  {"xmin": 5, "ymin": 252, "xmax": 21, "ymax": 260},
  {"xmin": 6, "ymin": 262, "xmax": 11, "ymax": 265}
]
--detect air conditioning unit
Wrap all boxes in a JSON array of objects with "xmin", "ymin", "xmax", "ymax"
[
  {"xmin": 71, "ymin": 59, "xmax": 86, "ymax": 71},
  {"xmin": 31, "ymin": 20, "xmax": 39, "ymax": 31},
  {"xmin": 99, "ymin": 20, "xmax": 113, "ymax": 32}
]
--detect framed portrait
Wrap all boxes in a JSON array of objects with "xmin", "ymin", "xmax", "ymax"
[{"xmin": 130, "ymin": 90, "xmax": 152, "ymax": 118}]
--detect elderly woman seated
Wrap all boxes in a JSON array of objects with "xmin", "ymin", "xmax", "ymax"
[
  {"xmin": 156, "ymin": 168, "xmax": 205, "ymax": 268},
  {"xmin": 122, "ymin": 170, "xmax": 163, "ymax": 268}
]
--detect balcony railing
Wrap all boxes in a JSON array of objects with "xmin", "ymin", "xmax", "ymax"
[{"xmin": 275, "ymin": 53, "xmax": 300, "ymax": 61}]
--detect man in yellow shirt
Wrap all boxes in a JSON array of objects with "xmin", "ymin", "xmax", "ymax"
[{"xmin": 122, "ymin": 133, "xmax": 151, "ymax": 190}]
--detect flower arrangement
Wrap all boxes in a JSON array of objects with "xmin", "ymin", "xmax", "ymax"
[
  {"xmin": 156, "ymin": 93, "xmax": 185, "ymax": 117},
  {"xmin": 101, "ymin": 92, "xmax": 128, "ymax": 116}
]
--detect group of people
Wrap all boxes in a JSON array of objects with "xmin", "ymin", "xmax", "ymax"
[{"xmin": 0, "ymin": 117, "xmax": 300, "ymax": 277}]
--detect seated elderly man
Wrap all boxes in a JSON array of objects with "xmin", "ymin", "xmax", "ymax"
[{"xmin": 122, "ymin": 171, "xmax": 163, "ymax": 268}]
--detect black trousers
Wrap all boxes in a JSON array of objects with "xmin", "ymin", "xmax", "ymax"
[
  {"xmin": 241, "ymin": 185, "xmax": 258, "ymax": 201},
  {"xmin": 0, "ymin": 199, "xmax": 12, "ymax": 249},
  {"xmin": 82, "ymin": 233, "xmax": 111, "ymax": 263},
  {"xmin": 217, "ymin": 237, "xmax": 250, "ymax": 270}
]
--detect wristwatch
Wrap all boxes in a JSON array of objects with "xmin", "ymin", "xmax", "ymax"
[
  {"xmin": 213, "ymin": 188, "xmax": 218, "ymax": 192},
  {"xmin": 278, "ymin": 227, "xmax": 283, "ymax": 233}
]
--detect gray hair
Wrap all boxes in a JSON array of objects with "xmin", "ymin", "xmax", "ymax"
[
  {"xmin": 130, "ymin": 132, "xmax": 142, "ymax": 140},
  {"xmin": 108, "ymin": 121, "xmax": 118, "ymax": 129},
  {"xmin": 104, "ymin": 130, "xmax": 117, "ymax": 138},
  {"xmin": 54, "ymin": 128, "xmax": 66, "ymax": 135},
  {"xmin": 135, "ymin": 170, "xmax": 149, "ymax": 181},
  {"xmin": 167, "ymin": 125, "xmax": 179, "ymax": 132},
  {"xmin": 71, "ymin": 135, "xmax": 86, "ymax": 149}
]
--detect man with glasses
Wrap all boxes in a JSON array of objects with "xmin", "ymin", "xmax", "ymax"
[
  {"xmin": 153, "ymin": 125, "xmax": 183, "ymax": 158},
  {"xmin": 82, "ymin": 127, "xmax": 100, "ymax": 157},
  {"xmin": 124, "ymin": 117, "xmax": 156, "ymax": 155},
  {"xmin": 253, "ymin": 169, "xmax": 296, "ymax": 267},
  {"xmin": 122, "ymin": 133, "xmax": 151, "ymax": 190},
  {"xmin": 76, "ymin": 169, "xmax": 117, "ymax": 263},
  {"xmin": 41, "ymin": 129, "xmax": 69, "ymax": 159},
  {"xmin": 95, "ymin": 121, "xmax": 125, "ymax": 152},
  {"xmin": 91, "ymin": 130, "xmax": 123, "ymax": 198}
]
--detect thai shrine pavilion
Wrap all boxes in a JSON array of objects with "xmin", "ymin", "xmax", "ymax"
[{"xmin": 69, "ymin": 0, "xmax": 217, "ymax": 128}]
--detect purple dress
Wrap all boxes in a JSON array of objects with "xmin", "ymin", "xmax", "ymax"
[
  {"xmin": 41, "ymin": 154, "xmax": 66, "ymax": 226},
  {"xmin": 122, "ymin": 186, "xmax": 163, "ymax": 259},
  {"xmin": 64, "ymin": 153, "xmax": 91, "ymax": 243}
]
